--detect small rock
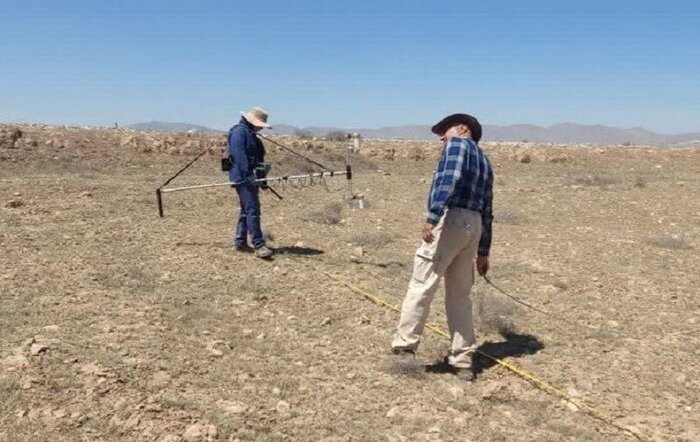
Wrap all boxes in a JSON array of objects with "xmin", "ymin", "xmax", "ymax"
[
  {"xmin": 272, "ymin": 387, "xmax": 281, "ymax": 396},
  {"xmin": 320, "ymin": 317, "xmax": 332, "ymax": 326},
  {"xmin": 566, "ymin": 387, "xmax": 581, "ymax": 397},
  {"xmin": 2, "ymin": 353, "xmax": 30, "ymax": 370},
  {"xmin": 161, "ymin": 435, "xmax": 180, "ymax": 442},
  {"xmin": 346, "ymin": 373, "xmax": 356, "ymax": 380},
  {"xmin": 43, "ymin": 325, "xmax": 59, "ymax": 332},
  {"xmin": 30, "ymin": 343, "xmax": 48, "ymax": 356},
  {"xmin": 275, "ymin": 400, "xmax": 291, "ymax": 414},
  {"xmin": 217, "ymin": 400, "xmax": 247, "ymax": 415},
  {"xmin": 354, "ymin": 246, "xmax": 364, "ymax": 257},
  {"xmin": 606, "ymin": 320, "xmax": 620, "ymax": 328},
  {"xmin": 386, "ymin": 406, "xmax": 400, "ymax": 418},
  {"xmin": 5, "ymin": 199, "xmax": 23, "ymax": 208},
  {"xmin": 566, "ymin": 401, "xmax": 579, "ymax": 412},
  {"xmin": 183, "ymin": 423, "xmax": 217, "ymax": 442}
]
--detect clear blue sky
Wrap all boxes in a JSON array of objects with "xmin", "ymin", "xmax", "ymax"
[{"xmin": 1, "ymin": 0, "xmax": 699, "ymax": 133}]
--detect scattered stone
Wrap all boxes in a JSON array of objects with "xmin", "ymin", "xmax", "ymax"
[
  {"xmin": 320, "ymin": 317, "xmax": 332, "ymax": 326},
  {"xmin": 151, "ymin": 371, "xmax": 171, "ymax": 387},
  {"xmin": 217, "ymin": 399, "xmax": 248, "ymax": 415},
  {"xmin": 206, "ymin": 340, "xmax": 227, "ymax": 357},
  {"xmin": 80, "ymin": 361, "xmax": 107, "ymax": 377},
  {"xmin": 43, "ymin": 325, "xmax": 60, "ymax": 332},
  {"xmin": 183, "ymin": 422, "xmax": 218, "ymax": 442},
  {"xmin": 2, "ymin": 353, "xmax": 30, "ymax": 370},
  {"xmin": 386, "ymin": 406, "xmax": 399, "ymax": 418},
  {"xmin": 517, "ymin": 152, "xmax": 531, "ymax": 163}
]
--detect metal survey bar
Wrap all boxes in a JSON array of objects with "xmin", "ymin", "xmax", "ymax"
[{"xmin": 159, "ymin": 170, "xmax": 347, "ymax": 194}]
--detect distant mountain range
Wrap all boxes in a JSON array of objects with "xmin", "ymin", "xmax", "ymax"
[
  {"xmin": 125, "ymin": 121, "xmax": 223, "ymax": 134},
  {"xmin": 126, "ymin": 121, "xmax": 700, "ymax": 146}
]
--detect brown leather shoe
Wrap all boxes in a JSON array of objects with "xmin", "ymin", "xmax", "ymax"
[{"xmin": 454, "ymin": 366, "xmax": 476, "ymax": 382}]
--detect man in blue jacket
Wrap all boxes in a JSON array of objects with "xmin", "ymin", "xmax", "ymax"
[{"xmin": 225, "ymin": 107, "xmax": 273, "ymax": 259}]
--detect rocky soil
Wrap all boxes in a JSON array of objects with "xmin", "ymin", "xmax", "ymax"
[{"xmin": 1, "ymin": 123, "xmax": 699, "ymax": 441}]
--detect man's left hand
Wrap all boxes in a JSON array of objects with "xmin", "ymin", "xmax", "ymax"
[{"xmin": 422, "ymin": 223, "xmax": 435, "ymax": 243}]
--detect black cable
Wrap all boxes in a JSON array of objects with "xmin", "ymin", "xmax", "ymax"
[
  {"xmin": 257, "ymin": 133, "xmax": 331, "ymax": 171},
  {"xmin": 481, "ymin": 275, "xmax": 626, "ymax": 336},
  {"xmin": 159, "ymin": 147, "xmax": 210, "ymax": 188}
]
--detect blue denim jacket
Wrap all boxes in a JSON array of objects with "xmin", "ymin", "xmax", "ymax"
[{"xmin": 227, "ymin": 118, "xmax": 266, "ymax": 185}]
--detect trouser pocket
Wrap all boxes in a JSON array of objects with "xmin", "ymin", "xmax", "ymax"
[{"xmin": 412, "ymin": 247, "xmax": 435, "ymax": 283}]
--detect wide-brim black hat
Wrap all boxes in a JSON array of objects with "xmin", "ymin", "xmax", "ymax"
[{"xmin": 431, "ymin": 113, "xmax": 482, "ymax": 142}]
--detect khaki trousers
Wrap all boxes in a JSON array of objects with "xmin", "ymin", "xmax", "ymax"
[{"xmin": 392, "ymin": 208, "xmax": 482, "ymax": 368}]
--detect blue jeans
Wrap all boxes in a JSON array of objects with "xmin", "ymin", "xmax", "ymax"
[{"xmin": 234, "ymin": 183, "xmax": 265, "ymax": 248}]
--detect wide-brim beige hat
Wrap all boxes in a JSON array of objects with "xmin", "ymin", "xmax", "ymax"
[{"xmin": 241, "ymin": 106, "xmax": 271, "ymax": 128}]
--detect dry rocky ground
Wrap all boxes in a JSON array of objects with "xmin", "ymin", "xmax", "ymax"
[{"xmin": 1, "ymin": 124, "xmax": 699, "ymax": 441}]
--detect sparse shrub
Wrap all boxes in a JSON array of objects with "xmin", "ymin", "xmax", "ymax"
[
  {"xmin": 622, "ymin": 141, "xmax": 632, "ymax": 147},
  {"xmin": 350, "ymin": 232, "xmax": 391, "ymax": 248},
  {"xmin": 646, "ymin": 235, "xmax": 692, "ymax": 250},
  {"xmin": 552, "ymin": 280, "xmax": 569, "ymax": 291},
  {"xmin": 474, "ymin": 290, "xmax": 518, "ymax": 335},
  {"xmin": 569, "ymin": 174, "xmax": 620, "ymax": 187},
  {"xmin": 495, "ymin": 211, "xmax": 521, "ymax": 225},
  {"xmin": 325, "ymin": 130, "xmax": 347, "ymax": 142},
  {"xmin": 304, "ymin": 202, "xmax": 343, "ymax": 225},
  {"xmin": 294, "ymin": 129, "xmax": 314, "ymax": 139}
]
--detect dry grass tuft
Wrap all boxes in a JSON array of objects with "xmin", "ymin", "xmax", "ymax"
[
  {"xmin": 646, "ymin": 235, "xmax": 693, "ymax": 250},
  {"xmin": 634, "ymin": 175, "xmax": 648, "ymax": 188},
  {"xmin": 350, "ymin": 232, "xmax": 392, "ymax": 248},
  {"xmin": 474, "ymin": 291, "xmax": 518, "ymax": 335},
  {"xmin": 495, "ymin": 211, "xmax": 522, "ymax": 225},
  {"xmin": 304, "ymin": 202, "xmax": 343, "ymax": 225},
  {"xmin": 569, "ymin": 174, "xmax": 620, "ymax": 187}
]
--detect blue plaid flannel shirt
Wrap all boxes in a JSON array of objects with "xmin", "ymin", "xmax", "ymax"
[{"xmin": 426, "ymin": 136, "xmax": 494, "ymax": 257}]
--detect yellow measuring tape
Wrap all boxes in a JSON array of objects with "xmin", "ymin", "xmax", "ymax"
[{"xmin": 325, "ymin": 272, "xmax": 651, "ymax": 442}]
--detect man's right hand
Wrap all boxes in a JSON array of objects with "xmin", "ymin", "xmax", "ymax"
[{"xmin": 476, "ymin": 256, "xmax": 489, "ymax": 276}]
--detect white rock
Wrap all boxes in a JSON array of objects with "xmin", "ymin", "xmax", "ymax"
[
  {"xmin": 276, "ymin": 400, "xmax": 291, "ymax": 414},
  {"xmin": 386, "ymin": 406, "xmax": 399, "ymax": 418},
  {"xmin": 30, "ymin": 343, "xmax": 48, "ymax": 356},
  {"xmin": 183, "ymin": 423, "xmax": 217, "ymax": 442}
]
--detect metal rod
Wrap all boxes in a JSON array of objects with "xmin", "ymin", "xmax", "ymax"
[
  {"xmin": 156, "ymin": 188, "xmax": 164, "ymax": 217},
  {"xmin": 159, "ymin": 170, "xmax": 347, "ymax": 194}
]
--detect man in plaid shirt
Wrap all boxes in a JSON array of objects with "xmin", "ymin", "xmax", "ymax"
[{"xmin": 392, "ymin": 113, "xmax": 494, "ymax": 381}]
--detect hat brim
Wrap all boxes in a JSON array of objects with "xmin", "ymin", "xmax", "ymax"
[{"xmin": 241, "ymin": 111, "xmax": 271, "ymax": 128}]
